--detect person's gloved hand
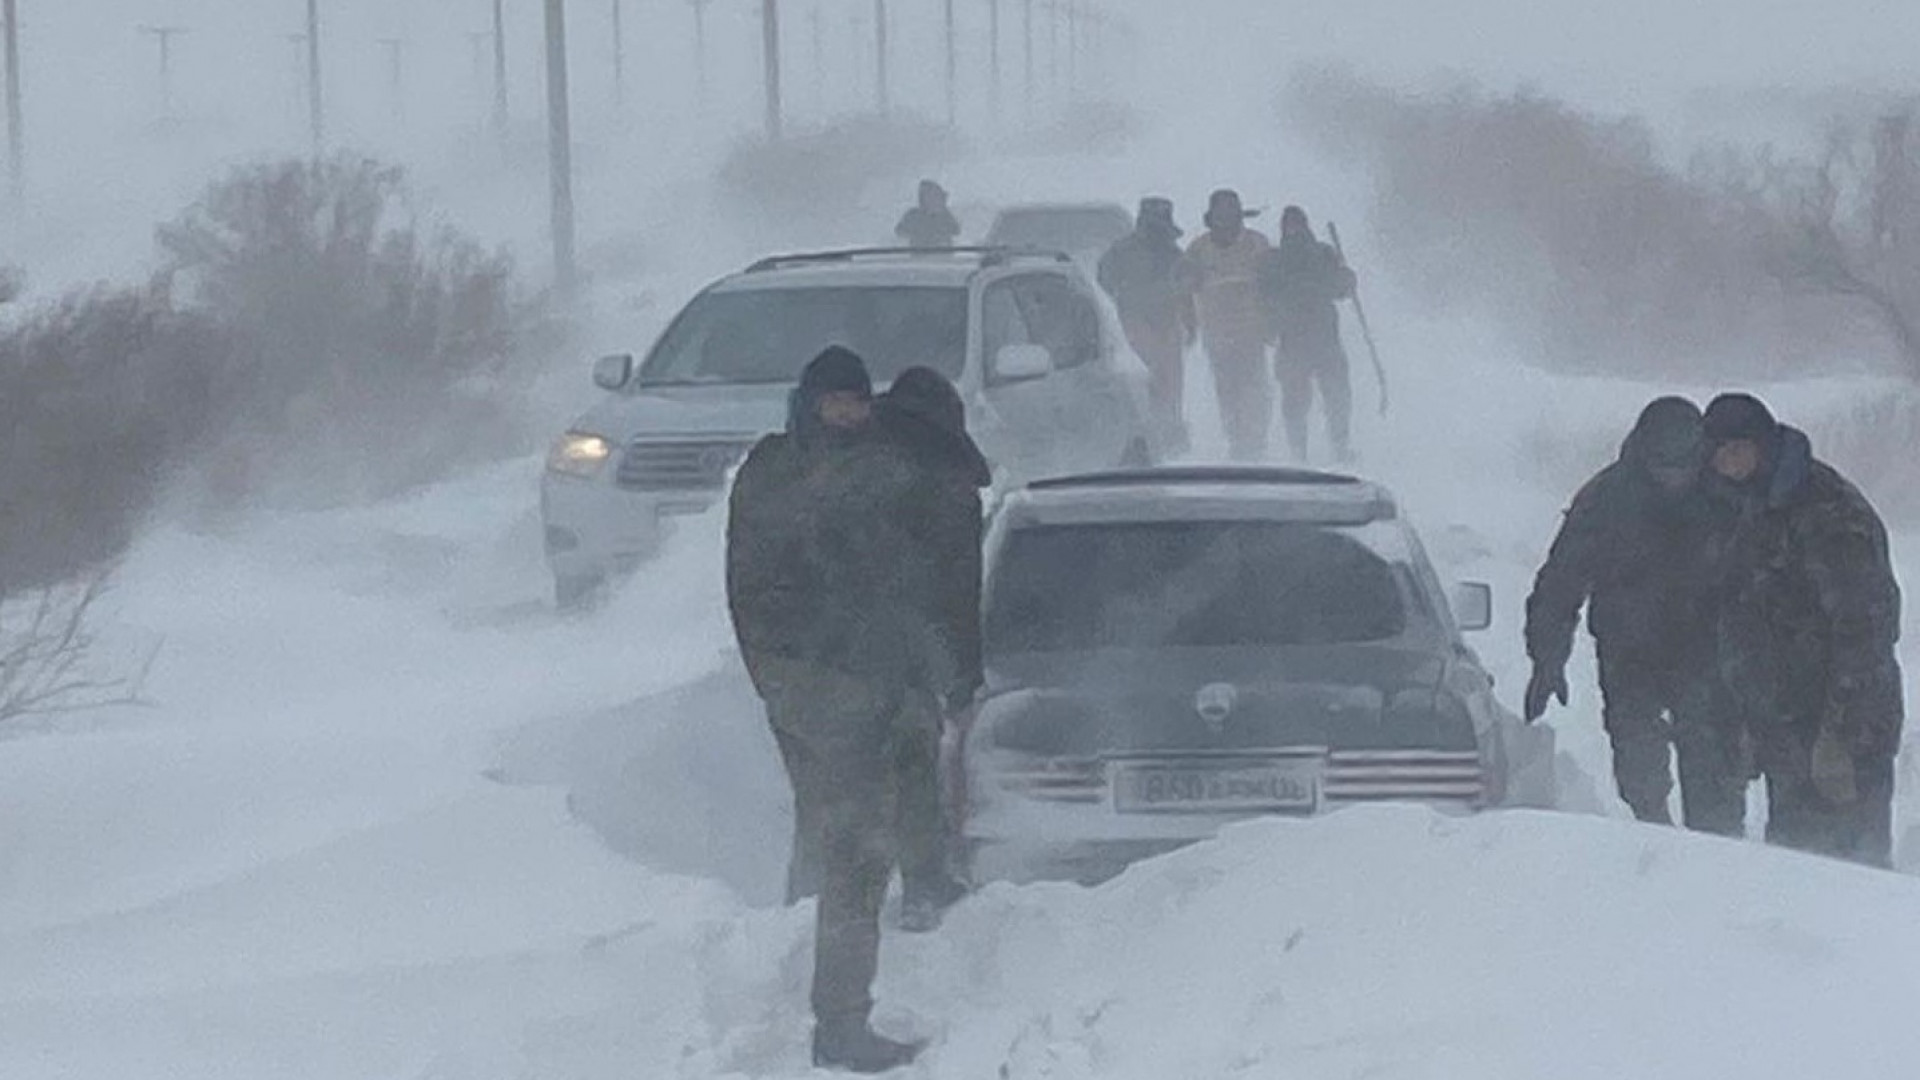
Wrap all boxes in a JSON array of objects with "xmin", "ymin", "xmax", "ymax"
[
  {"xmin": 1811, "ymin": 725, "xmax": 1859, "ymax": 805},
  {"xmin": 1524, "ymin": 663, "xmax": 1569, "ymax": 723}
]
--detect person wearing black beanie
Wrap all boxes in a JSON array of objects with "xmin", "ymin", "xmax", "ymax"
[
  {"xmin": 726, "ymin": 345, "xmax": 936, "ymax": 1071},
  {"xmin": 1525, "ymin": 396, "xmax": 1747, "ymax": 833},
  {"xmin": 1703, "ymin": 392, "xmax": 1904, "ymax": 868}
]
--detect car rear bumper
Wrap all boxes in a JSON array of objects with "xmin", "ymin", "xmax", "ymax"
[{"xmin": 959, "ymin": 748, "xmax": 1486, "ymax": 884}]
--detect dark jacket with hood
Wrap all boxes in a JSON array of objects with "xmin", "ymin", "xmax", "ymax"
[
  {"xmin": 1257, "ymin": 231, "xmax": 1355, "ymax": 363},
  {"xmin": 879, "ymin": 368, "xmax": 992, "ymax": 702},
  {"xmin": 1097, "ymin": 223, "xmax": 1188, "ymax": 327},
  {"xmin": 1710, "ymin": 425, "xmax": 1903, "ymax": 756},
  {"xmin": 1525, "ymin": 399, "xmax": 1721, "ymax": 673},
  {"xmin": 726, "ymin": 349, "xmax": 930, "ymax": 696}
]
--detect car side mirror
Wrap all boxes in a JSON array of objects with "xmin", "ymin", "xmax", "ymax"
[
  {"xmin": 593, "ymin": 353, "xmax": 634, "ymax": 391},
  {"xmin": 1451, "ymin": 582, "xmax": 1493, "ymax": 632},
  {"xmin": 993, "ymin": 343, "xmax": 1053, "ymax": 383}
]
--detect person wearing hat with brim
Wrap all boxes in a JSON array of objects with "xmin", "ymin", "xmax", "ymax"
[
  {"xmin": 1701, "ymin": 392, "xmax": 1904, "ymax": 868},
  {"xmin": 1097, "ymin": 196, "xmax": 1195, "ymax": 451},
  {"xmin": 1177, "ymin": 189, "xmax": 1274, "ymax": 459}
]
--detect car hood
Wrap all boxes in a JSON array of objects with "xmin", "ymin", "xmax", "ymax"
[
  {"xmin": 979, "ymin": 643, "xmax": 1468, "ymax": 755},
  {"xmin": 569, "ymin": 384, "xmax": 793, "ymax": 443}
]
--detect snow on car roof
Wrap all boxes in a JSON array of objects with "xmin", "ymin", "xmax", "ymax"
[{"xmin": 1005, "ymin": 470, "xmax": 1402, "ymax": 532}]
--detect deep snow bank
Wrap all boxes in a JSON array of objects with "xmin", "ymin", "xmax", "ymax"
[{"xmin": 510, "ymin": 804, "xmax": 1920, "ymax": 1080}]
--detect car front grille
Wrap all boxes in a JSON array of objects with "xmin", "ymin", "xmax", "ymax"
[{"xmin": 615, "ymin": 437, "xmax": 755, "ymax": 492}]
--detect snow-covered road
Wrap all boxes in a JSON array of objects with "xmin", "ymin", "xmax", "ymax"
[{"xmin": 4, "ymin": 349, "xmax": 1918, "ymax": 1078}]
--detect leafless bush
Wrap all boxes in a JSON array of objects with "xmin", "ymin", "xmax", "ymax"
[
  {"xmin": 157, "ymin": 156, "xmax": 532, "ymax": 508},
  {"xmin": 1285, "ymin": 69, "xmax": 1893, "ymax": 378},
  {"xmin": 0, "ymin": 286, "xmax": 232, "ymax": 588},
  {"xmin": 0, "ymin": 575, "xmax": 153, "ymax": 727}
]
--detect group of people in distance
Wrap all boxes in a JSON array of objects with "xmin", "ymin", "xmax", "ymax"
[
  {"xmin": 894, "ymin": 181, "xmax": 1364, "ymax": 464},
  {"xmin": 1100, "ymin": 189, "xmax": 1359, "ymax": 463}
]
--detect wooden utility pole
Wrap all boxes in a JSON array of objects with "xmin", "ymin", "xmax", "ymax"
[
  {"xmin": 378, "ymin": 38, "xmax": 406, "ymax": 121},
  {"xmin": 1064, "ymin": 0, "xmax": 1077, "ymax": 96},
  {"xmin": 691, "ymin": 0, "xmax": 710, "ymax": 110},
  {"xmin": 988, "ymin": 0, "xmax": 1001, "ymax": 122},
  {"xmin": 138, "ymin": 25, "xmax": 188, "ymax": 121},
  {"xmin": 873, "ymin": 0, "xmax": 888, "ymax": 116},
  {"xmin": 544, "ymin": 0, "xmax": 578, "ymax": 297},
  {"xmin": 306, "ymin": 0, "xmax": 323, "ymax": 152},
  {"xmin": 942, "ymin": 0, "xmax": 956, "ymax": 127},
  {"xmin": 809, "ymin": 3, "xmax": 824, "ymax": 115},
  {"xmin": 611, "ymin": 0, "xmax": 625, "ymax": 107},
  {"xmin": 3, "ymin": 0, "xmax": 18, "ymax": 197},
  {"xmin": 491, "ymin": 0, "xmax": 508, "ymax": 136},
  {"xmin": 761, "ymin": 0, "xmax": 782, "ymax": 140},
  {"xmin": 1021, "ymin": 0, "xmax": 1033, "ymax": 121}
]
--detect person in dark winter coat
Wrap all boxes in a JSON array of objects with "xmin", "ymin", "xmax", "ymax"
[
  {"xmin": 724, "ymin": 346, "xmax": 929, "ymax": 1073},
  {"xmin": 1097, "ymin": 197, "xmax": 1194, "ymax": 449},
  {"xmin": 876, "ymin": 367, "xmax": 991, "ymax": 932},
  {"xmin": 1259, "ymin": 206, "xmax": 1357, "ymax": 463},
  {"xmin": 1702, "ymin": 393, "xmax": 1903, "ymax": 868},
  {"xmin": 895, "ymin": 180, "xmax": 962, "ymax": 249},
  {"xmin": 1524, "ymin": 397, "xmax": 1748, "ymax": 832}
]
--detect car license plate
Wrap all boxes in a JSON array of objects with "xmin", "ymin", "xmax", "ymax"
[{"xmin": 1113, "ymin": 760, "xmax": 1319, "ymax": 814}]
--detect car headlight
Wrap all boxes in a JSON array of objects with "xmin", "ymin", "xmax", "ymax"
[{"xmin": 547, "ymin": 431, "xmax": 614, "ymax": 477}]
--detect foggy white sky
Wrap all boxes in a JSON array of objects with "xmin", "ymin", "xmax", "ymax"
[{"xmin": 5, "ymin": 0, "xmax": 1919, "ymax": 289}]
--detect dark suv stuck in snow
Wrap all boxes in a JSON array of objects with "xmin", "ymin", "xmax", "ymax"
[{"xmin": 955, "ymin": 467, "xmax": 1557, "ymax": 884}]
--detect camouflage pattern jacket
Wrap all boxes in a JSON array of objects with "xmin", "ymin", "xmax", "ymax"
[
  {"xmin": 1711, "ymin": 427, "xmax": 1904, "ymax": 755},
  {"xmin": 725, "ymin": 426, "xmax": 953, "ymax": 700}
]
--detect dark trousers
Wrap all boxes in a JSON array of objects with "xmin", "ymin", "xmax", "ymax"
[
  {"xmin": 1756, "ymin": 724, "xmax": 1896, "ymax": 868},
  {"xmin": 1121, "ymin": 313, "xmax": 1187, "ymax": 443},
  {"xmin": 1597, "ymin": 653, "xmax": 1748, "ymax": 834},
  {"xmin": 1275, "ymin": 349, "xmax": 1352, "ymax": 462},
  {"xmin": 763, "ymin": 661, "xmax": 903, "ymax": 1025}
]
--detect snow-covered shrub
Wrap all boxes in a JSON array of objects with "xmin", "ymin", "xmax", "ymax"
[
  {"xmin": 0, "ymin": 286, "xmax": 231, "ymax": 588},
  {"xmin": 157, "ymin": 155, "xmax": 536, "ymax": 509},
  {"xmin": 1285, "ymin": 70, "xmax": 1893, "ymax": 379}
]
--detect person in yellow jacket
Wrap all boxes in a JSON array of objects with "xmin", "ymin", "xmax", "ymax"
[{"xmin": 1178, "ymin": 189, "xmax": 1274, "ymax": 459}]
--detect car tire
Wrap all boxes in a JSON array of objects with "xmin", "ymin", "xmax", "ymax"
[{"xmin": 554, "ymin": 570, "xmax": 606, "ymax": 611}]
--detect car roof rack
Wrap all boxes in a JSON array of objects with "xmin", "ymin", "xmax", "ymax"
[
  {"xmin": 1027, "ymin": 467, "xmax": 1365, "ymax": 491},
  {"xmin": 743, "ymin": 246, "xmax": 1073, "ymax": 274}
]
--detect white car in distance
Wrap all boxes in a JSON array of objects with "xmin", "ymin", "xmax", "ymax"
[{"xmin": 540, "ymin": 246, "xmax": 1157, "ymax": 607}]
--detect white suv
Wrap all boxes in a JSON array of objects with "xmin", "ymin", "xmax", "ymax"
[{"xmin": 540, "ymin": 246, "xmax": 1157, "ymax": 606}]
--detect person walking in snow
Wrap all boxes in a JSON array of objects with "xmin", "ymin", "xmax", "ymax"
[
  {"xmin": 1524, "ymin": 397, "xmax": 1748, "ymax": 833},
  {"xmin": 725, "ymin": 347, "xmax": 933, "ymax": 1072},
  {"xmin": 1098, "ymin": 197, "xmax": 1194, "ymax": 451},
  {"xmin": 1701, "ymin": 393, "xmax": 1904, "ymax": 867},
  {"xmin": 1178, "ymin": 189, "xmax": 1273, "ymax": 460},
  {"xmin": 895, "ymin": 180, "xmax": 962, "ymax": 250},
  {"xmin": 876, "ymin": 367, "xmax": 991, "ymax": 933},
  {"xmin": 1259, "ymin": 206, "xmax": 1357, "ymax": 463}
]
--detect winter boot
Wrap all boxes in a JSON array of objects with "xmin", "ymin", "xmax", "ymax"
[{"xmin": 812, "ymin": 1020, "xmax": 924, "ymax": 1074}]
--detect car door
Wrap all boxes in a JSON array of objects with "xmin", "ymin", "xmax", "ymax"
[
  {"xmin": 974, "ymin": 273, "xmax": 1067, "ymax": 483},
  {"xmin": 981, "ymin": 271, "xmax": 1142, "ymax": 479}
]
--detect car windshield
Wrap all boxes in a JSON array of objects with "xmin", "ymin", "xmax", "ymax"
[
  {"xmin": 987, "ymin": 208, "xmax": 1132, "ymax": 255},
  {"xmin": 986, "ymin": 521, "xmax": 1409, "ymax": 653},
  {"xmin": 638, "ymin": 286, "xmax": 969, "ymax": 386}
]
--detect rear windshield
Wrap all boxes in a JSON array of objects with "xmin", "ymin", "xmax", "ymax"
[
  {"xmin": 986, "ymin": 521, "xmax": 1409, "ymax": 653},
  {"xmin": 638, "ymin": 286, "xmax": 969, "ymax": 386},
  {"xmin": 987, "ymin": 209, "xmax": 1132, "ymax": 255}
]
